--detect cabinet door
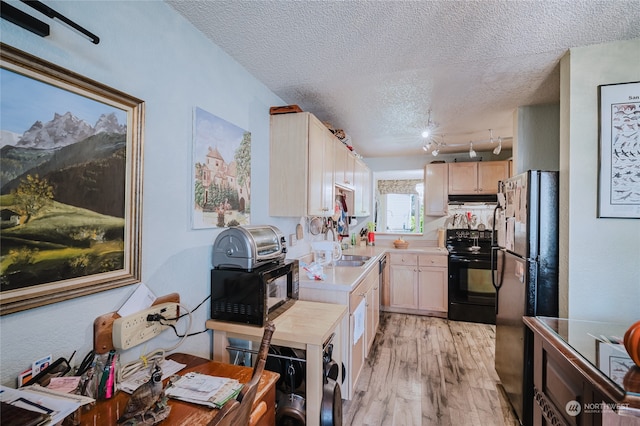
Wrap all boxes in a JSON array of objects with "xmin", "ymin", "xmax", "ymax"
[
  {"xmin": 389, "ymin": 265, "xmax": 418, "ymax": 309},
  {"xmin": 372, "ymin": 278, "xmax": 380, "ymax": 341},
  {"xmin": 477, "ymin": 161, "xmax": 509, "ymax": 194},
  {"xmin": 269, "ymin": 113, "xmax": 309, "ymax": 216},
  {"xmin": 345, "ymin": 151, "xmax": 356, "ymax": 187},
  {"xmin": 307, "ymin": 117, "xmax": 326, "ymax": 216},
  {"xmin": 361, "ymin": 270, "xmax": 379, "ymax": 354},
  {"xmin": 425, "ymin": 163, "xmax": 448, "ymax": 216},
  {"xmin": 335, "ymin": 142, "xmax": 356, "ymax": 188},
  {"xmin": 417, "ymin": 267, "xmax": 448, "ymax": 312},
  {"xmin": 307, "ymin": 117, "xmax": 334, "ymax": 216},
  {"xmin": 350, "ymin": 311, "xmax": 365, "ymax": 389},
  {"xmin": 334, "ymin": 139, "xmax": 347, "ymax": 187},
  {"xmin": 448, "ymin": 162, "xmax": 478, "ymax": 194},
  {"xmin": 321, "ymin": 131, "xmax": 335, "ymax": 214}
]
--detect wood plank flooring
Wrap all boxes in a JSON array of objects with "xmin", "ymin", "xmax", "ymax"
[{"xmin": 342, "ymin": 313, "xmax": 520, "ymax": 426}]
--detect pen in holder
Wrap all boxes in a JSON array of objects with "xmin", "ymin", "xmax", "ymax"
[{"xmin": 95, "ymin": 350, "xmax": 118, "ymax": 400}]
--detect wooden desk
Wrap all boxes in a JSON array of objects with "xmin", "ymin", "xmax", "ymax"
[
  {"xmin": 78, "ymin": 353, "xmax": 279, "ymax": 426},
  {"xmin": 524, "ymin": 317, "xmax": 640, "ymax": 426},
  {"xmin": 206, "ymin": 300, "xmax": 348, "ymax": 426}
]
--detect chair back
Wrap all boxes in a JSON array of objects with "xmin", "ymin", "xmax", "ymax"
[{"xmin": 208, "ymin": 322, "xmax": 276, "ymax": 426}]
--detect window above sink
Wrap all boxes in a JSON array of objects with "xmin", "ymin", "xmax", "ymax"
[{"xmin": 374, "ymin": 169, "xmax": 424, "ymax": 235}]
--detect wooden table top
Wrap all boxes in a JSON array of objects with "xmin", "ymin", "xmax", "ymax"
[
  {"xmin": 78, "ymin": 353, "xmax": 279, "ymax": 426},
  {"xmin": 206, "ymin": 300, "xmax": 347, "ymax": 347}
]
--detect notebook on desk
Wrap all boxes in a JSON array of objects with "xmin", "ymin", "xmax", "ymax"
[{"xmin": 0, "ymin": 400, "xmax": 51, "ymax": 426}]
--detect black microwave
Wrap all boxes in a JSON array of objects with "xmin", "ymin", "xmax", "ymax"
[{"xmin": 210, "ymin": 259, "xmax": 299, "ymax": 326}]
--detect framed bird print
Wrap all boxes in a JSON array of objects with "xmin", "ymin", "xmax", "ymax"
[{"xmin": 597, "ymin": 81, "xmax": 640, "ymax": 218}]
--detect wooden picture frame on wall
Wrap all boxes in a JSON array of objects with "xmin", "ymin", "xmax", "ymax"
[
  {"xmin": 0, "ymin": 43, "xmax": 145, "ymax": 315},
  {"xmin": 597, "ymin": 81, "xmax": 640, "ymax": 218}
]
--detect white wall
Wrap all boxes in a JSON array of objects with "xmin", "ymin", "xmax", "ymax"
[
  {"xmin": 513, "ymin": 104, "xmax": 560, "ymax": 175},
  {"xmin": 0, "ymin": 1, "xmax": 301, "ymax": 387},
  {"xmin": 559, "ymin": 38, "xmax": 640, "ymax": 322}
]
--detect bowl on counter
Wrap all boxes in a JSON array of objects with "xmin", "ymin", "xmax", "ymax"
[{"xmin": 393, "ymin": 240, "xmax": 409, "ymax": 249}]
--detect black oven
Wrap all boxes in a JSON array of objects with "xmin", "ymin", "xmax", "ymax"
[
  {"xmin": 211, "ymin": 259, "xmax": 299, "ymax": 326},
  {"xmin": 447, "ymin": 229, "xmax": 496, "ymax": 324}
]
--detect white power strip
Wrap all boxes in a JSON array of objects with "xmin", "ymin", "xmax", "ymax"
[{"xmin": 112, "ymin": 303, "xmax": 179, "ymax": 350}]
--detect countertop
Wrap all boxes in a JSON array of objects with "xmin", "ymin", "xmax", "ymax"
[
  {"xmin": 298, "ymin": 244, "xmax": 448, "ymax": 291},
  {"xmin": 206, "ymin": 300, "xmax": 347, "ymax": 347}
]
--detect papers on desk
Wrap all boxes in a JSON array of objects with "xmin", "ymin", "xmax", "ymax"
[
  {"xmin": 165, "ymin": 372, "xmax": 243, "ymax": 409},
  {"xmin": 119, "ymin": 359, "xmax": 186, "ymax": 394},
  {"xmin": 0, "ymin": 384, "xmax": 93, "ymax": 426}
]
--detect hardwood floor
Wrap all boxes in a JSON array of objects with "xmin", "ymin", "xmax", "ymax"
[{"xmin": 342, "ymin": 313, "xmax": 520, "ymax": 426}]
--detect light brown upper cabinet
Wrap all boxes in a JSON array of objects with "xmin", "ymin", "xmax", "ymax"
[
  {"xmin": 269, "ymin": 112, "xmax": 334, "ymax": 216},
  {"xmin": 270, "ymin": 112, "xmax": 371, "ymax": 217},
  {"xmin": 448, "ymin": 161, "xmax": 509, "ymax": 195},
  {"xmin": 353, "ymin": 158, "xmax": 371, "ymax": 216},
  {"xmin": 335, "ymin": 140, "xmax": 356, "ymax": 189},
  {"xmin": 425, "ymin": 162, "xmax": 448, "ymax": 216}
]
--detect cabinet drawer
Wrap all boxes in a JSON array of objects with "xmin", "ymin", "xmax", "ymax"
[
  {"xmin": 418, "ymin": 254, "xmax": 448, "ymax": 268},
  {"xmin": 390, "ymin": 253, "xmax": 417, "ymax": 266}
]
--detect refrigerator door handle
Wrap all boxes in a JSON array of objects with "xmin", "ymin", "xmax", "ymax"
[{"xmin": 492, "ymin": 247, "xmax": 506, "ymax": 315}]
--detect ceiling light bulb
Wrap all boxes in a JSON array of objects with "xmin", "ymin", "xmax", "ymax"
[
  {"xmin": 489, "ymin": 128, "xmax": 494, "ymax": 144},
  {"xmin": 432, "ymin": 149, "xmax": 439, "ymax": 156},
  {"xmin": 422, "ymin": 130, "xmax": 430, "ymax": 138},
  {"xmin": 469, "ymin": 142, "xmax": 477, "ymax": 158},
  {"xmin": 422, "ymin": 144, "xmax": 428, "ymax": 152}
]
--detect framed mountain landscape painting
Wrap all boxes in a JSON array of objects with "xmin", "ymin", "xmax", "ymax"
[{"xmin": 0, "ymin": 44, "xmax": 144, "ymax": 314}]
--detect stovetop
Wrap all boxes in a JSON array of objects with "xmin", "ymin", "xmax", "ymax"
[
  {"xmin": 446, "ymin": 229, "xmax": 493, "ymax": 241},
  {"xmin": 446, "ymin": 228, "xmax": 494, "ymax": 255}
]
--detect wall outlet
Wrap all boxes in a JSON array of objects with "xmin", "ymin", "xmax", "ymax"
[{"xmin": 112, "ymin": 303, "xmax": 179, "ymax": 350}]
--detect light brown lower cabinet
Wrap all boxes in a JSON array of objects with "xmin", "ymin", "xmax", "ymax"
[
  {"xmin": 298, "ymin": 264, "xmax": 380, "ymax": 400},
  {"xmin": 349, "ymin": 267, "xmax": 379, "ymax": 391},
  {"xmin": 386, "ymin": 252, "xmax": 447, "ymax": 316}
]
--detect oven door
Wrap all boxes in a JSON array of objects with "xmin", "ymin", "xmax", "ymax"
[{"xmin": 448, "ymin": 254, "xmax": 496, "ymax": 306}]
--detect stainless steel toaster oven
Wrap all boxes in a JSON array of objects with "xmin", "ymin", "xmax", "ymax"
[{"xmin": 212, "ymin": 225, "xmax": 286, "ymax": 271}]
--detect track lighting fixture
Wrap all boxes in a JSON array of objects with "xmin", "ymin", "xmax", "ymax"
[
  {"xmin": 493, "ymin": 137, "xmax": 502, "ymax": 155},
  {"xmin": 421, "ymin": 127, "xmax": 507, "ymax": 155}
]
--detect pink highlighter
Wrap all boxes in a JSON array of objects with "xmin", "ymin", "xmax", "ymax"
[{"xmin": 105, "ymin": 354, "xmax": 117, "ymax": 398}]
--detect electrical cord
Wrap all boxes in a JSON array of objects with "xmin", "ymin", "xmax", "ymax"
[
  {"xmin": 117, "ymin": 301, "xmax": 193, "ymax": 383},
  {"xmin": 152, "ymin": 295, "xmax": 211, "ymax": 337}
]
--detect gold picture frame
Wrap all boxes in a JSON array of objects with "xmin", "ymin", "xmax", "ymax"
[{"xmin": 0, "ymin": 43, "xmax": 144, "ymax": 315}]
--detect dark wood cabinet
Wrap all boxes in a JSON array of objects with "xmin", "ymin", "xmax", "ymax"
[{"xmin": 524, "ymin": 317, "xmax": 640, "ymax": 426}]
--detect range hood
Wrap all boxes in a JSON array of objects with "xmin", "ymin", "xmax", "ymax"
[{"xmin": 448, "ymin": 194, "xmax": 498, "ymax": 204}]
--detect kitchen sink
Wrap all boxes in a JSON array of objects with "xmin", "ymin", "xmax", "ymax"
[
  {"xmin": 333, "ymin": 260, "xmax": 367, "ymax": 267},
  {"xmin": 339, "ymin": 255, "xmax": 371, "ymax": 262}
]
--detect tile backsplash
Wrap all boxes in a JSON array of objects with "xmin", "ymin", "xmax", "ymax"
[{"xmin": 445, "ymin": 204, "xmax": 496, "ymax": 229}]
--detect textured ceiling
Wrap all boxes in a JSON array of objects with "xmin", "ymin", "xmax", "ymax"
[{"xmin": 167, "ymin": 1, "xmax": 640, "ymax": 157}]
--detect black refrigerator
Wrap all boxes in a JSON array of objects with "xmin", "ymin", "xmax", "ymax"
[{"xmin": 492, "ymin": 170, "xmax": 559, "ymax": 425}]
